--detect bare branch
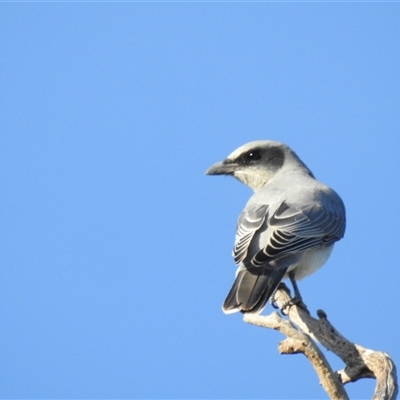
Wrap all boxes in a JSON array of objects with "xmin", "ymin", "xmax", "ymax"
[
  {"xmin": 244, "ymin": 312, "xmax": 349, "ymax": 400},
  {"xmin": 243, "ymin": 284, "xmax": 398, "ymax": 400}
]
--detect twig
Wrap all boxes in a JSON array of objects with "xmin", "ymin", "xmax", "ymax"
[
  {"xmin": 244, "ymin": 312, "xmax": 349, "ymax": 399},
  {"xmin": 243, "ymin": 284, "xmax": 398, "ymax": 400}
]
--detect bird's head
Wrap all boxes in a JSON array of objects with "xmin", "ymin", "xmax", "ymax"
[{"xmin": 205, "ymin": 140, "xmax": 313, "ymax": 191}]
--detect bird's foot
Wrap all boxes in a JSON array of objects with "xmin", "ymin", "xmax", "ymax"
[
  {"xmin": 271, "ymin": 282, "xmax": 310, "ymax": 314},
  {"xmin": 271, "ymin": 283, "xmax": 287, "ymax": 309},
  {"xmin": 280, "ymin": 295, "xmax": 310, "ymax": 315}
]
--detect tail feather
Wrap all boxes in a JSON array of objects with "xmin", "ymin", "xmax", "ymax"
[
  {"xmin": 222, "ymin": 265, "xmax": 288, "ymax": 314},
  {"xmin": 222, "ymin": 269, "xmax": 246, "ymax": 314}
]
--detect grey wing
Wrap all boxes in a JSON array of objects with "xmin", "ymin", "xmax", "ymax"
[
  {"xmin": 252, "ymin": 201, "xmax": 345, "ymax": 266},
  {"xmin": 226, "ymin": 198, "xmax": 345, "ymax": 314},
  {"xmin": 233, "ymin": 204, "xmax": 269, "ymax": 264}
]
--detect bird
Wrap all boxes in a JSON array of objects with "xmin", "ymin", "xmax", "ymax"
[{"xmin": 205, "ymin": 140, "xmax": 346, "ymax": 314}]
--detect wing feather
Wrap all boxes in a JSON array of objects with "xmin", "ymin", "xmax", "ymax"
[
  {"xmin": 253, "ymin": 201, "xmax": 345, "ymax": 265},
  {"xmin": 233, "ymin": 199, "xmax": 345, "ymax": 268},
  {"xmin": 233, "ymin": 204, "xmax": 268, "ymax": 264}
]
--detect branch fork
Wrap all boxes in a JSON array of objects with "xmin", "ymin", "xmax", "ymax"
[{"xmin": 243, "ymin": 284, "xmax": 397, "ymax": 400}]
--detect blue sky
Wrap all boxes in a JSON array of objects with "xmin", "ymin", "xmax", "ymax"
[{"xmin": 1, "ymin": 3, "xmax": 399, "ymax": 399}]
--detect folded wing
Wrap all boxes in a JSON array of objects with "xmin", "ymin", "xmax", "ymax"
[{"xmin": 224, "ymin": 200, "xmax": 345, "ymax": 313}]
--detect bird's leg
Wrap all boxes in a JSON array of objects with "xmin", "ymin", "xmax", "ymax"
[
  {"xmin": 289, "ymin": 271, "xmax": 302, "ymax": 302},
  {"xmin": 281, "ymin": 272, "xmax": 309, "ymax": 314}
]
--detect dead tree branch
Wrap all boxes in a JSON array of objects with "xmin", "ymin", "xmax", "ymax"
[{"xmin": 243, "ymin": 284, "xmax": 398, "ymax": 400}]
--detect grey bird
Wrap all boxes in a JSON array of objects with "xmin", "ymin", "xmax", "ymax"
[{"xmin": 206, "ymin": 140, "xmax": 345, "ymax": 314}]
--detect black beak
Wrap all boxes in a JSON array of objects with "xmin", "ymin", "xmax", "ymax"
[{"xmin": 205, "ymin": 160, "xmax": 239, "ymax": 176}]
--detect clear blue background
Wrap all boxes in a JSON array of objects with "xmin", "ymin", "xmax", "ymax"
[{"xmin": 1, "ymin": 3, "xmax": 399, "ymax": 399}]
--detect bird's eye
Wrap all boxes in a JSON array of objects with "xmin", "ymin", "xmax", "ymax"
[{"xmin": 246, "ymin": 150, "xmax": 262, "ymax": 162}]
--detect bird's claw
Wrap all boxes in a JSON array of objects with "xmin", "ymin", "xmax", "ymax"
[
  {"xmin": 280, "ymin": 296, "xmax": 310, "ymax": 315},
  {"xmin": 271, "ymin": 299, "xmax": 280, "ymax": 309},
  {"xmin": 271, "ymin": 283, "xmax": 287, "ymax": 309}
]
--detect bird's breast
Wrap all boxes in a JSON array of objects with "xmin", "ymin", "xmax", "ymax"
[{"xmin": 284, "ymin": 245, "xmax": 334, "ymax": 281}]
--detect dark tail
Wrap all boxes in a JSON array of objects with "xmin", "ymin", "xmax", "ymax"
[{"xmin": 222, "ymin": 265, "xmax": 288, "ymax": 314}]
